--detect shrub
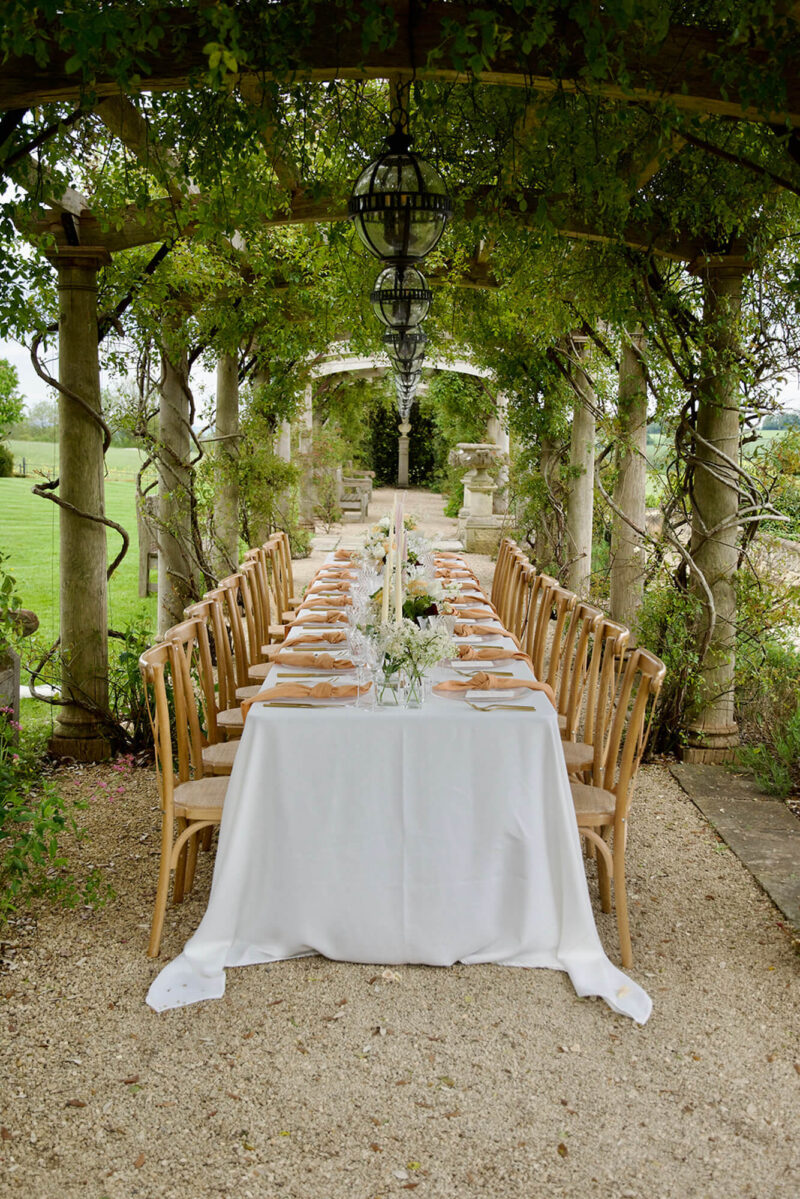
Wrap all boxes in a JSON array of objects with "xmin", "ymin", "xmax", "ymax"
[
  {"xmin": 637, "ymin": 579, "xmax": 704, "ymax": 754},
  {"xmin": 0, "ymin": 443, "xmax": 12, "ymax": 477},
  {"xmin": 0, "ymin": 709, "xmax": 111, "ymax": 922}
]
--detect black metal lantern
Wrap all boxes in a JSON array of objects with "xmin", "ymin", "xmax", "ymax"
[
  {"xmin": 370, "ymin": 265, "xmax": 432, "ymax": 330},
  {"xmin": 348, "ymin": 126, "xmax": 452, "ymax": 266},
  {"xmin": 383, "ymin": 329, "xmax": 427, "ymax": 376}
]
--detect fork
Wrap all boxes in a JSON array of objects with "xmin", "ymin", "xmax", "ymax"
[{"xmin": 466, "ymin": 702, "xmax": 538, "ymax": 712}]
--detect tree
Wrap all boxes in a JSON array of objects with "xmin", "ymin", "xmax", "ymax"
[{"xmin": 0, "ymin": 359, "xmax": 23, "ymax": 438}]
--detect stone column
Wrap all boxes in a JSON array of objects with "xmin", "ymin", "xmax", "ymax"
[
  {"xmin": 157, "ymin": 342, "xmax": 193, "ymax": 635},
  {"xmin": 276, "ymin": 420, "xmax": 292, "ymax": 462},
  {"xmin": 609, "ymin": 329, "xmax": 648, "ymax": 635},
  {"xmin": 213, "ymin": 352, "xmax": 240, "ymax": 575},
  {"xmin": 487, "ymin": 393, "xmax": 510, "ymax": 514},
  {"xmin": 684, "ymin": 256, "xmax": 747, "ymax": 763},
  {"xmin": 565, "ymin": 336, "xmax": 596, "ymax": 597},
  {"xmin": 397, "ymin": 421, "xmax": 410, "ymax": 487},
  {"xmin": 49, "ymin": 247, "xmax": 111, "ymax": 762},
  {"xmin": 298, "ymin": 383, "xmax": 316, "ymax": 528}
]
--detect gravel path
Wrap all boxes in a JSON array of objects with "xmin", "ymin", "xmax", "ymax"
[{"xmin": 2, "ymin": 494, "xmax": 798, "ymax": 1198}]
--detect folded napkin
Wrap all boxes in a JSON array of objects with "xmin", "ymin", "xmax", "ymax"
[
  {"xmin": 454, "ymin": 622, "xmax": 504, "ymax": 637},
  {"xmin": 436, "ymin": 569, "xmax": 476, "ymax": 580},
  {"xmin": 301, "ymin": 595, "xmax": 351, "ymax": 608},
  {"xmin": 433, "ymin": 671, "xmax": 555, "ymax": 704},
  {"xmin": 289, "ymin": 611, "xmax": 348, "ymax": 626},
  {"xmin": 273, "ymin": 651, "xmax": 355, "ymax": 670},
  {"xmin": 242, "ymin": 679, "xmax": 369, "ymax": 719},
  {"xmin": 308, "ymin": 580, "xmax": 349, "ymax": 593},
  {"xmin": 451, "ymin": 605, "xmax": 497, "ymax": 620},
  {"xmin": 319, "ymin": 568, "xmax": 358, "ymax": 579},
  {"xmin": 434, "ymin": 552, "xmax": 464, "ymax": 560},
  {"xmin": 457, "ymin": 645, "xmax": 531, "ymax": 665},
  {"xmin": 287, "ymin": 631, "xmax": 348, "ymax": 646},
  {"xmin": 334, "ymin": 549, "xmax": 354, "ymax": 560}
]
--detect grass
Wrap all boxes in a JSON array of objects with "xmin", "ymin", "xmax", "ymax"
[
  {"xmin": 0, "ymin": 474, "xmax": 157, "ymax": 645},
  {"xmin": 7, "ymin": 439, "xmax": 147, "ymax": 482}
]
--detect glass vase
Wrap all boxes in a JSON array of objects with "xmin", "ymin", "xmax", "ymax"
[
  {"xmin": 404, "ymin": 668, "xmax": 426, "ymax": 709},
  {"xmin": 376, "ymin": 669, "xmax": 404, "ymax": 707}
]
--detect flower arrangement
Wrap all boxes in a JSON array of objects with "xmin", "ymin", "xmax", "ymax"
[
  {"xmin": 402, "ymin": 576, "xmax": 461, "ymax": 623},
  {"xmin": 377, "ymin": 619, "xmax": 456, "ymax": 704}
]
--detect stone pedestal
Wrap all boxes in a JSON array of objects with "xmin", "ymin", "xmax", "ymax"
[
  {"xmin": 451, "ymin": 443, "xmax": 507, "ymax": 554},
  {"xmin": 397, "ymin": 422, "xmax": 411, "ymax": 487}
]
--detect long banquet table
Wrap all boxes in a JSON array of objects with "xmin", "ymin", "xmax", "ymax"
[{"xmin": 147, "ymin": 554, "xmax": 651, "ymax": 1023}]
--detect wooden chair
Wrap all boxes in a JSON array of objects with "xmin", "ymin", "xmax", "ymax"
[
  {"xmin": 561, "ymin": 618, "xmax": 630, "ymax": 776},
  {"xmin": 501, "ymin": 549, "xmax": 529, "ymax": 639},
  {"xmin": 570, "ymin": 647, "xmax": 666, "ymax": 967},
  {"xmin": 274, "ymin": 529, "xmax": 302, "ymax": 608},
  {"xmin": 140, "ymin": 640, "xmax": 229, "ymax": 957},
  {"xmin": 164, "ymin": 616, "xmax": 240, "ymax": 778},
  {"xmin": 239, "ymin": 558, "xmax": 280, "ymax": 681}
]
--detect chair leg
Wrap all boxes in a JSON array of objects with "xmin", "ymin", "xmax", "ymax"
[
  {"xmin": 147, "ymin": 819, "xmax": 173, "ymax": 959},
  {"xmin": 596, "ymin": 824, "xmax": 612, "ymax": 912},
  {"xmin": 200, "ymin": 825, "xmax": 213, "ymax": 852},
  {"xmin": 184, "ymin": 828, "xmax": 200, "ymax": 894},
  {"xmin": 173, "ymin": 817, "xmax": 188, "ymax": 903},
  {"xmin": 613, "ymin": 827, "xmax": 632, "ymax": 968}
]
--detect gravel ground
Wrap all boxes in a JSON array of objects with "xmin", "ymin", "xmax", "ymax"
[{"xmin": 2, "ymin": 494, "xmax": 798, "ymax": 1198}]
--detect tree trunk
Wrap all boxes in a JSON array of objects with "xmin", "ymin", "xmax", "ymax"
[
  {"xmin": 213, "ymin": 352, "xmax": 239, "ymax": 576},
  {"xmin": 609, "ymin": 329, "xmax": 648, "ymax": 635},
  {"xmin": 684, "ymin": 256, "xmax": 746, "ymax": 763},
  {"xmin": 534, "ymin": 434, "xmax": 564, "ymax": 570},
  {"xmin": 565, "ymin": 337, "xmax": 595, "ymax": 596},
  {"xmin": 50, "ymin": 248, "xmax": 111, "ymax": 761},
  {"xmin": 157, "ymin": 344, "xmax": 194, "ymax": 635}
]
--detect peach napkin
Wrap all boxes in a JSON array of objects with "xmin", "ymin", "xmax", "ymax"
[
  {"xmin": 287, "ymin": 631, "xmax": 348, "ymax": 646},
  {"xmin": 301, "ymin": 595, "xmax": 351, "ymax": 608},
  {"xmin": 457, "ymin": 645, "xmax": 531, "ymax": 665},
  {"xmin": 454, "ymin": 622, "xmax": 503, "ymax": 637},
  {"xmin": 436, "ymin": 569, "xmax": 476, "ymax": 580},
  {"xmin": 241, "ymin": 679, "xmax": 369, "ymax": 719},
  {"xmin": 334, "ymin": 549, "xmax": 354, "ymax": 560},
  {"xmin": 308, "ymin": 580, "xmax": 349, "ymax": 592},
  {"xmin": 288, "ymin": 611, "xmax": 349, "ymax": 626},
  {"xmin": 273, "ymin": 652, "xmax": 355, "ymax": 670},
  {"xmin": 451, "ymin": 605, "xmax": 497, "ymax": 620},
  {"xmin": 433, "ymin": 671, "xmax": 555, "ymax": 704},
  {"xmin": 434, "ymin": 552, "xmax": 464, "ymax": 560}
]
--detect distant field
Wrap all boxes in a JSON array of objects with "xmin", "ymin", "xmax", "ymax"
[
  {"xmin": 7, "ymin": 439, "xmax": 149, "ymax": 482},
  {"xmin": 0, "ymin": 474, "xmax": 157, "ymax": 644}
]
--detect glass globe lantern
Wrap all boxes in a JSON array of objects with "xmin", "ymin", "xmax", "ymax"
[
  {"xmin": 383, "ymin": 329, "xmax": 427, "ymax": 376},
  {"xmin": 370, "ymin": 265, "xmax": 432, "ymax": 330},
  {"xmin": 348, "ymin": 126, "xmax": 452, "ymax": 266}
]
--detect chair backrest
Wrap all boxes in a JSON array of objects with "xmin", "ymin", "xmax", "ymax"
[
  {"xmin": 161, "ymin": 617, "xmax": 212, "ymax": 769},
  {"xmin": 556, "ymin": 600, "xmax": 603, "ymax": 734},
  {"xmin": 490, "ymin": 537, "xmax": 516, "ymax": 613},
  {"xmin": 502, "ymin": 549, "xmax": 529, "ymax": 638},
  {"xmin": 243, "ymin": 546, "xmax": 276, "ymax": 643},
  {"xmin": 218, "ymin": 572, "xmax": 253, "ymax": 688},
  {"xmin": 139, "ymin": 633, "xmax": 209, "ymax": 814},
  {"xmin": 541, "ymin": 585, "xmax": 579, "ymax": 691},
  {"xmin": 522, "ymin": 572, "xmax": 558, "ymax": 674},
  {"xmin": 264, "ymin": 536, "xmax": 289, "ymax": 617},
  {"xmin": 239, "ymin": 558, "xmax": 268, "ymax": 664},
  {"xmin": 184, "ymin": 591, "xmax": 237, "ymax": 721},
  {"xmin": 582, "ymin": 617, "xmax": 631, "ymax": 752},
  {"xmin": 274, "ymin": 530, "xmax": 295, "ymax": 600},
  {"xmin": 594, "ymin": 647, "xmax": 666, "ymax": 816}
]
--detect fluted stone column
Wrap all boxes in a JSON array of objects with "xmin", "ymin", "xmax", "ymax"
[
  {"xmin": 565, "ymin": 336, "xmax": 596, "ymax": 597},
  {"xmin": 397, "ymin": 421, "xmax": 410, "ymax": 487},
  {"xmin": 49, "ymin": 246, "xmax": 111, "ymax": 762},
  {"xmin": 684, "ymin": 256, "xmax": 747, "ymax": 763},
  {"xmin": 610, "ymin": 330, "xmax": 648, "ymax": 635}
]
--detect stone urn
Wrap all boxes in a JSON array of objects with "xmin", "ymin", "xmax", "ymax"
[{"xmin": 450, "ymin": 444, "xmax": 509, "ymax": 553}]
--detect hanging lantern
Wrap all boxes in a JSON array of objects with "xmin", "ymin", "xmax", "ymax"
[
  {"xmin": 370, "ymin": 265, "xmax": 432, "ymax": 330},
  {"xmin": 348, "ymin": 126, "xmax": 452, "ymax": 266},
  {"xmin": 383, "ymin": 329, "xmax": 427, "ymax": 376}
]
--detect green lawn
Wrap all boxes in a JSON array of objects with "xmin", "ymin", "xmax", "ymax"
[
  {"xmin": 0, "ymin": 474, "xmax": 157, "ymax": 644},
  {"xmin": 7, "ymin": 439, "xmax": 147, "ymax": 482}
]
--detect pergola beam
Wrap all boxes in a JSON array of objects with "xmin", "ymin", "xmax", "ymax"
[{"xmin": 2, "ymin": 4, "xmax": 800, "ymax": 124}]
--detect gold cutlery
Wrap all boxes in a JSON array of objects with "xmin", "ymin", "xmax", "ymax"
[{"xmin": 466, "ymin": 702, "xmax": 538, "ymax": 712}]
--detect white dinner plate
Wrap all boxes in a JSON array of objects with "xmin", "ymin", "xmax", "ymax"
[{"xmin": 465, "ymin": 687, "xmax": 530, "ymax": 702}]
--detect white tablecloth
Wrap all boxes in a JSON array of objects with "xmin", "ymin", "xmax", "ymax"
[{"xmin": 147, "ymin": 658, "xmax": 651, "ymax": 1022}]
